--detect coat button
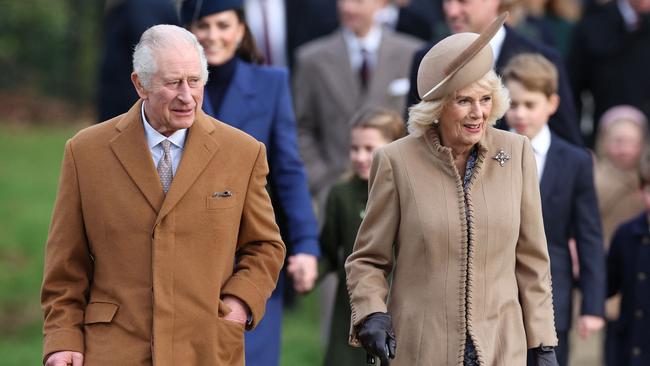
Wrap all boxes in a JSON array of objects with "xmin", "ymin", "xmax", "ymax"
[
  {"xmin": 632, "ymin": 347, "xmax": 641, "ymax": 356},
  {"xmin": 638, "ymin": 272, "xmax": 647, "ymax": 281},
  {"xmin": 635, "ymin": 309, "xmax": 644, "ymax": 319}
]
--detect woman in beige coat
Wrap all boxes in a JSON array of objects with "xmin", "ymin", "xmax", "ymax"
[{"xmin": 345, "ymin": 14, "xmax": 558, "ymax": 366}]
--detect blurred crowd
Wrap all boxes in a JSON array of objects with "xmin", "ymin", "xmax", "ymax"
[{"xmin": 96, "ymin": 0, "xmax": 650, "ymax": 365}]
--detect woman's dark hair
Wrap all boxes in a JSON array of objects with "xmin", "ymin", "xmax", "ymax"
[{"xmin": 234, "ymin": 9, "xmax": 265, "ymax": 65}]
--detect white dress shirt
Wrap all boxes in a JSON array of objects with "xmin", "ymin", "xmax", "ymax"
[
  {"xmin": 489, "ymin": 25, "xmax": 507, "ymax": 67},
  {"xmin": 342, "ymin": 25, "xmax": 383, "ymax": 72},
  {"xmin": 618, "ymin": 0, "xmax": 641, "ymax": 31},
  {"xmin": 245, "ymin": 0, "xmax": 288, "ymax": 67},
  {"xmin": 530, "ymin": 124, "xmax": 552, "ymax": 182},
  {"xmin": 141, "ymin": 101, "xmax": 187, "ymax": 176}
]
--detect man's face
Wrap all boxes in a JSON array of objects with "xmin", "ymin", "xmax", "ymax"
[
  {"xmin": 338, "ymin": 0, "xmax": 386, "ymax": 36},
  {"xmin": 132, "ymin": 41, "xmax": 204, "ymax": 137},
  {"xmin": 443, "ymin": 0, "xmax": 500, "ymax": 33}
]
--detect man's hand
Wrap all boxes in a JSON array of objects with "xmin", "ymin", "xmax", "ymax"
[
  {"xmin": 45, "ymin": 351, "xmax": 83, "ymax": 366},
  {"xmin": 286, "ymin": 253, "xmax": 318, "ymax": 293},
  {"xmin": 577, "ymin": 315, "xmax": 605, "ymax": 339},
  {"xmin": 222, "ymin": 295, "xmax": 250, "ymax": 325}
]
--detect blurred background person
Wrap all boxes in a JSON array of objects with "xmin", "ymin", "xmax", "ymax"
[
  {"xmin": 294, "ymin": 0, "xmax": 422, "ymax": 212},
  {"xmin": 407, "ymin": 0, "xmax": 583, "ymax": 146},
  {"xmin": 594, "ymin": 105, "xmax": 648, "ymax": 366},
  {"xmin": 568, "ymin": 0, "xmax": 650, "ymax": 148},
  {"xmin": 97, "ymin": 0, "xmax": 179, "ymax": 121},
  {"xmin": 521, "ymin": 0, "xmax": 583, "ymax": 58},
  {"xmin": 319, "ymin": 108, "xmax": 405, "ymax": 366},
  {"xmin": 595, "ymin": 105, "xmax": 648, "ymax": 248},
  {"xmin": 243, "ymin": 0, "xmax": 339, "ymax": 68},
  {"xmin": 346, "ymin": 14, "xmax": 559, "ymax": 365},
  {"xmin": 181, "ymin": 1, "xmax": 320, "ymax": 365},
  {"xmin": 606, "ymin": 148, "xmax": 650, "ymax": 366},
  {"xmin": 503, "ymin": 53, "xmax": 605, "ymax": 366},
  {"xmin": 375, "ymin": 0, "xmax": 436, "ymax": 41}
]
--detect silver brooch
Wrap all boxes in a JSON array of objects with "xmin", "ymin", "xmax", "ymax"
[{"xmin": 493, "ymin": 149, "xmax": 511, "ymax": 167}]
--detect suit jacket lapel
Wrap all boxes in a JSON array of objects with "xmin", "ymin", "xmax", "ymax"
[
  {"xmin": 540, "ymin": 135, "xmax": 562, "ymax": 203},
  {"xmin": 217, "ymin": 59, "xmax": 256, "ymax": 127},
  {"xmin": 495, "ymin": 26, "xmax": 516, "ymax": 72},
  {"xmin": 155, "ymin": 111, "xmax": 220, "ymax": 226},
  {"xmin": 324, "ymin": 31, "xmax": 361, "ymax": 112},
  {"xmin": 110, "ymin": 100, "xmax": 165, "ymax": 213},
  {"xmin": 364, "ymin": 31, "xmax": 397, "ymax": 106}
]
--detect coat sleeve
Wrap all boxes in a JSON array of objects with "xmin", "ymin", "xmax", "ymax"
[
  {"xmin": 571, "ymin": 151, "xmax": 606, "ymax": 317},
  {"xmin": 293, "ymin": 51, "xmax": 330, "ymax": 195},
  {"xmin": 220, "ymin": 143, "xmax": 286, "ymax": 329},
  {"xmin": 515, "ymin": 137, "xmax": 558, "ymax": 348},
  {"xmin": 268, "ymin": 69, "xmax": 319, "ymax": 256},
  {"xmin": 345, "ymin": 149, "xmax": 399, "ymax": 346},
  {"xmin": 607, "ymin": 226, "xmax": 625, "ymax": 298},
  {"xmin": 41, "ymin": 140, "xmax": 93, "ymax": 360}
]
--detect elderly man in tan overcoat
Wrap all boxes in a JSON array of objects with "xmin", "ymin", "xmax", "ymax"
[{"xmin": 40, "ymin": 25, "xmax": 285, "ymax": 366}]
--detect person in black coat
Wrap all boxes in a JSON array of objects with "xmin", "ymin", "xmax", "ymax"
[
  {"xmin": 503, "ymin": 53, "xmax": 605, "ymax": 366},
  {"xmin": 407, "ymin": 0, "xmax": 583, "ymax": 146},
  {"xmin": 97, "ymin": 0, "xmax": 179, "ymax": 122},
  {"xmin": 568, "ymin": 0, "xmax": 650, "ymax": 148},
  {"xmin": 607, "ymin": 159, "xmax": 650, "ymax": 366}
]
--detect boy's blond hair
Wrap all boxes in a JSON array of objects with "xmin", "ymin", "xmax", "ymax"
[{"xmin": 502, "ymin": 53, "xmax": 558, "ymax": 97}]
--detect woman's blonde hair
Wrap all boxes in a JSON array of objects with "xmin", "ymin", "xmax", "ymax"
[{"xmin": 407, "ymin": 70, "xmax": 510, "ymax": 137}]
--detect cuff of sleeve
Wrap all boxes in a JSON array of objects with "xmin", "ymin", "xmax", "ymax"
[
  {"xmin": 221, "ymin": 276, "xmax": 267, "ymax": 330},
  {"xmin": 290, "ymin": 239, "xmax": 321, "ymax": 257},
  {"xmin": 43, "ymin": 328, "xmax": 85, "ymax": 363}
]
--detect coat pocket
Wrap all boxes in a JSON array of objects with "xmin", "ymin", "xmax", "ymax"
[
  {"xmin": 207, "ymin": 191, "xmax": 239, "ymax": 210},
  {"xmin": 84, "ymin": 302, "xmax": 119, "ymax": 324},
  {"xmin": 215, "ymin": 317, "xmax": 245, "ymax": 365}
]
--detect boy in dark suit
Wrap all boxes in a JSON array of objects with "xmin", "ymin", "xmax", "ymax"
[
  {"xmin": 503, "ymin": 53, "xmax": 606, "ymax": 366},
  {"xmin": 607, "ymin": 154, "xmax": 650, "ymax": 366}
]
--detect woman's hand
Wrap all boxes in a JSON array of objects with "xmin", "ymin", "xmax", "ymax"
[{"xmin": 357, "ymin": 312, "xmax": 397, "ymax": 365}]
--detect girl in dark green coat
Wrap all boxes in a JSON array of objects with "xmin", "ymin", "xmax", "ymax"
[{"xmin": 321, "ymin": 108, "xmax": 405, "ymax": 366}]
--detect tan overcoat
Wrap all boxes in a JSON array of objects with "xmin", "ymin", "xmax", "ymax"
[
  {"xmin": 345, "ymin": 126, "xmax": 557, "ymax": 365},
  {"xmin": 41, "ymin": 101, "xmax": 285, "ymax": 365}
]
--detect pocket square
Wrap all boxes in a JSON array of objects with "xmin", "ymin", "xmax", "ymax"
[{"xmin": 212, "ymin": 190, "xmax": 233, "ymax": 198}]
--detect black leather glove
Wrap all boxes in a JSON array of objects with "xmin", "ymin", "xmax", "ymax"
[
  {"xmin": 532, "ymin": 346, "xmax": 558, "ymax": 366},
  {"xmin": 357, "ymin": 312, "xmax": 397, "ymax": 365}
]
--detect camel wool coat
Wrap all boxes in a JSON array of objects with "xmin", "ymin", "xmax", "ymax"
[
  {"xmin": 345, "ymin": 126, "xmax": 558, "ymax": 365},
  {"xmin": 41, "ymin": 101, "xmax": 285, "ymax": 365}
]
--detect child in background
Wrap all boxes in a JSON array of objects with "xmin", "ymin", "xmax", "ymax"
[
  {"xmin": 320, "ymin": 108, "xmax": 405, "ymax": 366},
  {"xmin": 502, "ymin": 53, "xmax": 605, "ymax": 366},
  {"xmin": 607, "ymin": 149, "xmax": 650, "ymax": 366}
]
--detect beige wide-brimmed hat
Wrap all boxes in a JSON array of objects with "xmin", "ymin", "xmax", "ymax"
[{"xmin": 417, "ymin": 12, "xmax": 508, "ymax": 101}]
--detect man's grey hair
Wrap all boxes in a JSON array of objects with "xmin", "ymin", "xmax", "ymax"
[{"xmin": 132, "ymin": 24, "xmax": 209, "ymax": 90}]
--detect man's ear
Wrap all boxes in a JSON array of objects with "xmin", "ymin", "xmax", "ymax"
[{"xmin": 131, "ymin": 72, "xmax": 148, "ymax": 99}]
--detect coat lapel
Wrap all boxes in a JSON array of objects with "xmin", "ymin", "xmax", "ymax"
[
  {"xmin": 217, "ymin": 59, "xmax": 256, "ymax": 127},
  {"xmin": 155, "ymin": 111, "xmax": 220, "ymax": 226},
  {"xmin": 539, "ymin": 136, "xmax": 562, "ymax": 203},
  {"xmin": 110, "ymin": 101, "xmax": 165, "ymax": 213}
]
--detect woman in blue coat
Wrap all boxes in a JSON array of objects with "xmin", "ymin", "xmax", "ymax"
[{"xmin": 182, "ymin": 1, "xmax": 320, "ymax": 365}]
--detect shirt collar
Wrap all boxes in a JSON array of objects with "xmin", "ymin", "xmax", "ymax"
[
  {"xmin": 489, "ymin": 25, "xmax": 507, "ymax": 64},
  {"xmin": 342, "ymin": 24, "xmax": 383, "ymax": 55},
  {"xmin": 618, "ymin": 0, "xmax": 640, "ymax": 31},
  {"xmin": 530, "ymin": 124, "xmax": 551, "ymax": 156},
  {"xmin": 141, "ymin": 101, "xmax": 188, "ymax": 149}
]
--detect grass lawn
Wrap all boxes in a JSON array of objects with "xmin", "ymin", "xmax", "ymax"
[{"xmin": 0, "ymin": 125, "xmax": 323, "ymax": 365}]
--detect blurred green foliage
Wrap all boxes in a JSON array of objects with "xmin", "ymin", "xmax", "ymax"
[{"xmin": 0, "ymin": 0, "xmax": 102, "ymax": 103}]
